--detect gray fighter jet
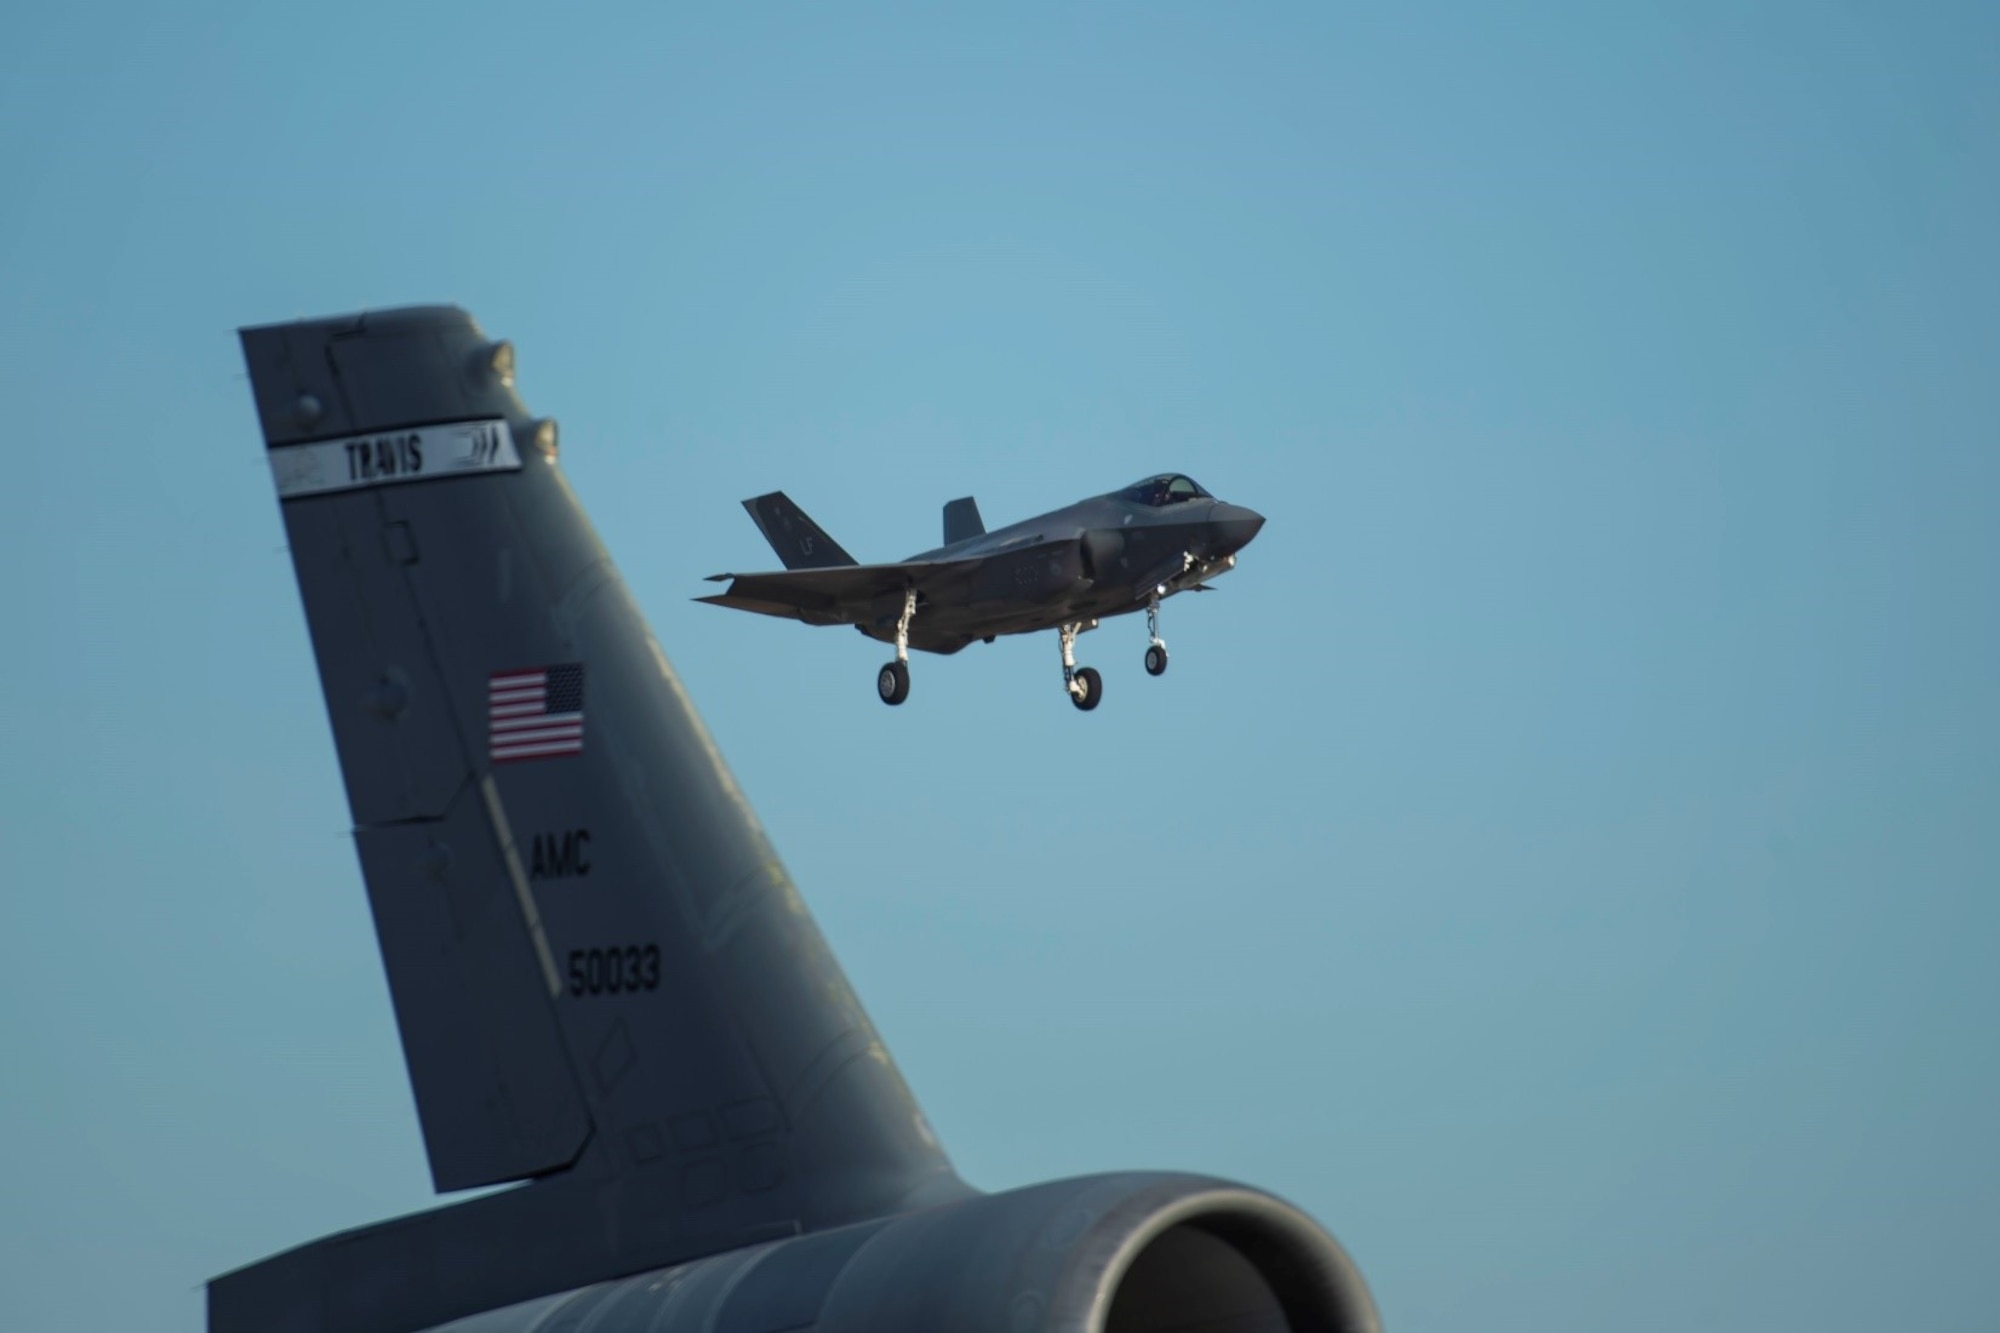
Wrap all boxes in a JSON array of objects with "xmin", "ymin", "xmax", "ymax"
[
  {"xmin": 214, "ymin": 307, "xmax": 1376, "ymax": 1333},
  {"xmin": 700, "ymin": 480, "xmax": 1265, "ymax": 709}
]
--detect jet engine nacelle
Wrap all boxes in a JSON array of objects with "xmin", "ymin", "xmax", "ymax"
[{"xmin": 446, "ymin": 1172, "xmax": 1378, "ymax": 1333}]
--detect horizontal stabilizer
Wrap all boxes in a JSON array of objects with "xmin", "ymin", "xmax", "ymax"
[
  {"xmin": 699, "ymin": 558, "xmax": 987, "ymax": 654},
  {"xmin": 942, "ymin": 496, "xmax": 984, "ymax": 546},
  {"xmin": 743, "ymin": 491, "xmax": 856, "ymax": 569},
  {"xmin": 701, "ymin": 558, "xmax": 976, "ymax": 609}
]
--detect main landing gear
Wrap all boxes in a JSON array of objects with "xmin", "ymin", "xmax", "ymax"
[
  {"xmin": 1144, "ymin": 591, "xmax": 1169, "ymax": 677},
  {"xmin": 1059, "ymin": 621, "xmax": 1102, "ymax": 712},
  {"xmin": 880, "ymin": 590, "xmax": 1178, "ymax": 712},
  {"xmin": 877, "ymin": 588, "xmax": 917, "ymax": 706}
]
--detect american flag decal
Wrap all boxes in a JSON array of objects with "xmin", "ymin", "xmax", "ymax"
[{"xmin": 488, "ymin": 665, "xmax": 585, "ymax": 763}]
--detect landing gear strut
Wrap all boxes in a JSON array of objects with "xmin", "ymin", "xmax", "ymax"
[
  {"xmin": 877, "ymin": 588, "xmax": 917, "ymax": 706},
  {"xmin": 1059, "ymin": 622, "xmax": 1102, "ymax": 712},
  {"xmin": 1143, "ymin": 590, "xmax": 1169, "ymax": 677}
]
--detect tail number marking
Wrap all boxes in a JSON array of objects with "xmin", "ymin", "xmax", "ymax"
[{"xmin": 567, "ymin": 945, "xmax": 662, "ymax": 997}]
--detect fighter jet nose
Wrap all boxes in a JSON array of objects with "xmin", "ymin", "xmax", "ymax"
[{"xmin": 1211, "ymin": 503, "xmax": 1266, "ymax": 554}]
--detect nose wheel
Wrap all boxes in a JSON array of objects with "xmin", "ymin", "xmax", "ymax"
[
  {"xmin": 1059, "ymin": 622, "xmax": 1103, "ymax": 711},
  {"xmin": 877, "ymin": 587, "xmax": 918, "ymax": 706},
  {"xmin": 1143, "ymin": 591, "xmax": 1169, "ymax": 676}
]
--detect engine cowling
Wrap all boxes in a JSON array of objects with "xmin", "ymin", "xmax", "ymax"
[{"xmin": 440, "ymin": 1172, "xmax": 1378, "ymax": 1333}]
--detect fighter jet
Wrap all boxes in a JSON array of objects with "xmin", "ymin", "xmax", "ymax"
[
  {"xmin": 214, "ymin": 307, "xmax": 1376, "ymax": 1333},
  {"xmin": 699, "ymin": 479, "xmax": 1265, "ymax": 709}
]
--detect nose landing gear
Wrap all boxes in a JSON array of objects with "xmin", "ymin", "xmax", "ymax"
[{"xmin": 1143, "ymin": 591, "xmax": 1169, "ymax": 676}]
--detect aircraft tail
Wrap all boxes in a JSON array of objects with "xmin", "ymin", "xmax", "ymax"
[
  {"xmin": 742, "ymin": 491, "xmax": 857, "ymax": 569},
  {"xmin": 942, "ymin": 496, "xmax": 984, "ymax": 546},
  {"xmin": 217, "ymin": 307, "xmax": 964, "ymax": 1332}
]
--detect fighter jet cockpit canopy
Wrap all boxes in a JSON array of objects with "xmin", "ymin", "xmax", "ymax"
[{"xmin": 1121, "ymin": 473, "xmax": 1213, "ymax": 506}]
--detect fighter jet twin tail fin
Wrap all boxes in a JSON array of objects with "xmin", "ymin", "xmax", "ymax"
[
  {"xmin": 741, "ymin": 491, "xmax": 857, "ymax": 569},
  {"xmin": 743, "ymin": 491, "xmax": 986, "ymax": 569},
  {"xmin": 942, "ymin": 496, "xmax": 984, "ymax": 546}
]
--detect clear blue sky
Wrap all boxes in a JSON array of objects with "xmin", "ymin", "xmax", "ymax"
[{"xmin": 3, "ymin": 4, "xmax": 1995, "ymax": 1329}]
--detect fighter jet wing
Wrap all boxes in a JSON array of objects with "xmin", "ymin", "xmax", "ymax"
[{"xmin": 697, "ymin": 557, "xmax": 985, "ymax": 628}]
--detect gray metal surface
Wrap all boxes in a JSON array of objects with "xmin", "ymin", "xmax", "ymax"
[
  {"xmin": 741, "ymin": 491, "xmax": 857, "ymax": 570},
  {"xmin": 216, "ymin": 307, "xmax": 966, "ymax": 1332},
  {"xmin": 426, "ymin": 1173, "xmax": 1378, "ymax": 1333},
  {"xmin": 942, "ymin": 495, "xmax": 985, "ymax": 545},
  {"xmin": 211, "ymin": 307, "xmax": 1373, "ymax": 1333}
]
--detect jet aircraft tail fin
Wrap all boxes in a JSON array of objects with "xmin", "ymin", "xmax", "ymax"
[
  {"xmin": 743, "ymin": 491, "xmax": 857, "ymax": 569},
  {"xmin": 942, "ymin": 496, "xmax": 984, "ymax": 546},
  {"xmin": 220, "ymin": 307, "xmax": 963, "ymax": 1331}
]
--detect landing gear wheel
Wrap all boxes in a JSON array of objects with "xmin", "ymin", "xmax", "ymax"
[
  {"xmin": 877, "ymin": 660, "xmax": 910, "ymax": 706},
  {"xmin": 1069, "ymin": 665, "xmax": 1103, "ymax": 712},
  {"xmin": 1143, "ymin": 593, "xmax": 1170, "ymax": 679}
]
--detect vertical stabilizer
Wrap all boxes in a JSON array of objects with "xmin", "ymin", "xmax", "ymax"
[
  {"xmin": 218, "ymin": 307, "xmax": 964, "ymax": 1332},
  {"xmin": 742, "ymin": 491, "xmax": 856, "ymax": 569},
  {"xmin": 942, "ymin": 496, "xmax": 984, "ymax": 546}
]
